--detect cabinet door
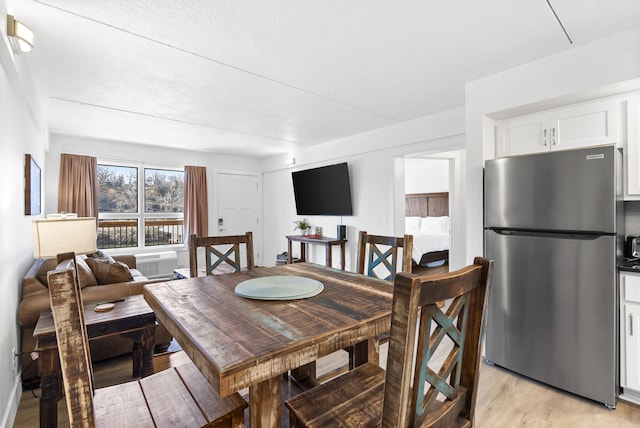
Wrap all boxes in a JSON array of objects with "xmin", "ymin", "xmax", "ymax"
[
  {"xmin": 624, "ymin": 302, "xmax": 640, "ymax": 391},
  {"xmin": 626, "ymin": 93, "xmax": 640, "ymax": 196},
  {"xmin": 550, "ymin": 98, "xmax": 619, "ymax": 151},
  {"xmin": 495, "ymin": 112, "xmax": 549, "ymax": 157}
]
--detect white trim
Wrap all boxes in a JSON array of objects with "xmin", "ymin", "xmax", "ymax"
[{"xmin": 1, "ymin": 375, "xmax": 22, "ymax": 428}]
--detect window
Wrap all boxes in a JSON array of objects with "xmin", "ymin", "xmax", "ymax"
[{"xmin": 97, "ymin": 163, "xmax": 184, "ymax": 249}]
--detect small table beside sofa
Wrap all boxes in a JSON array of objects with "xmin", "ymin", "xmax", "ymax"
[{"xmin": 18, "ymin": 253, "xmax": 173, "ymax": 387}]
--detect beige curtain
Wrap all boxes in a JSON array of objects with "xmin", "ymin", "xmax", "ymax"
[
  {"xmin": 184, "ymin": 165, "xmax": 209, "ymax": 242},
  {"xmin": 58, "ymin": 154, "xmax": 98, "ymax": 218}
]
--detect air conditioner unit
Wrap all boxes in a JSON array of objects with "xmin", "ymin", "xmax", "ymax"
[{"xmin": 135, "ymin": 251, "xmax": 178, "ymax": 279}]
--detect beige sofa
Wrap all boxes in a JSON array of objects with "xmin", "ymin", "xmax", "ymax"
[{"xmin": 18, "ymin": 253, "xmax": 173, "ymax": 386}]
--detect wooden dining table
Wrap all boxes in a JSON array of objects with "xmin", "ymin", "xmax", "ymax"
[{"xmin": 143, "ymin": 262, "xmax": 393, "ymax": 428}]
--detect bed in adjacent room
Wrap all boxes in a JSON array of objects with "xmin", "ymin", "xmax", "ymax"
[{"xmin": 405, "ymin": 192, "xmax": 450, "ymax": 267}]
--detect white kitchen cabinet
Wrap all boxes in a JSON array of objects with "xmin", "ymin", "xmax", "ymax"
[
  {"xmin": 495, "ymin": 112, "xmax": 549, "ymax": 157},
  {"xmin": 495, "ymin": 97, "xmax": 619, "ymax": 158},
  {"xmin": 625, "ymin": 93, "xmax": 640, "ymax": 197},
  {"xmin": 620, "ymin": 272, "xmax": 640, "ymax": 404}
]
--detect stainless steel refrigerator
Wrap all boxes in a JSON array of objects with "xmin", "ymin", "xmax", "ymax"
[{"xmin": 484, "ymin": 145, "xmax": 623, "ymax": 408}]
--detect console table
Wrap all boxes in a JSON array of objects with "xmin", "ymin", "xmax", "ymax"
[{"xmin": 286, "ymin": 235, "xmax": 347, "ymax": 270}]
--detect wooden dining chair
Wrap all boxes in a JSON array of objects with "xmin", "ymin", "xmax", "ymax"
[
  {"xmin": 335, "ymin": 230, "xmax": 413, "ymax": 375},
  {"xmin": 189, "ymin": 232, "xmax": 254, "ymax": 278},
  {"xmin": 357, "ymin": 230, "xmax": 413, "ymax": 281},
  {"xmin": 286, "ymin": 257, "xmax": 492, "ymax": 428},
  {"xmin": 47, "ymin": 266, "xmax": 247, "ymax": 428}
]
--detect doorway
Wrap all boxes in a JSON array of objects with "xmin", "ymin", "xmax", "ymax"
[
  {"xmin": 399, "ymin": 149, "xmax": 464, "ymax": 271},
  {"xmin": 217, "ymin": 173, "xmax": 259, "ymax": 261}
]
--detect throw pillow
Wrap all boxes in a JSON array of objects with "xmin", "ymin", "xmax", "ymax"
[
  {"xmin": 75, "ymin": 257, "xmax": 99, "ymax": 288},
  {"xmin": 86, "ymin": 250, "xmax": 116, "ymax": 264},
  {"xmin": 36, "ymin": 257, "xmax": 98, "ymax": 288},
  {"xmin": 85, "ymin": 258, "xmax": 134, "ymax": 285}
]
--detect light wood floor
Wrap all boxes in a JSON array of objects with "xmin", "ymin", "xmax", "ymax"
[{"xmin": 13, "ymin": 343, "xmax": 640, "ymax": 428}]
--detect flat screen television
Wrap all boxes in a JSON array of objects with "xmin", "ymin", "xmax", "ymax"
[{"xmin": 292, "ymin": 162, "xmax": 353, "ymax": 216}]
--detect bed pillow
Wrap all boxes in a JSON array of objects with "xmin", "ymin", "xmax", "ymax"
[
  {"xmin": 405, "ymin": 216, "xmax": 422, "ymax": 233},
  {"xmin": 420, "ymin": 216, "xmax": 450, "ymax": 234}
]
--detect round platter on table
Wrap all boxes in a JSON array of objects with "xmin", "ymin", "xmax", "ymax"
[{"xmin": 234, "ymin": 276, "xmax": 324, "ymax": 300}]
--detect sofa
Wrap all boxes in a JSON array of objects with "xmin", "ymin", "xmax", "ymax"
[{"xmin": 18, "ymin": 252, "xmax": 173, "ymax": 386}]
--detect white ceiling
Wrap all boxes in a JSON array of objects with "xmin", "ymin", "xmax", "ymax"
[{"xmin": 8, "ymin": 0, "xmax": 640, "ymax": 158}]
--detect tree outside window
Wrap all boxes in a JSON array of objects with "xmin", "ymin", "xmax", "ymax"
[{"xmin": 97, "ymin": 164, "xmax": 184, "ymax": 249}]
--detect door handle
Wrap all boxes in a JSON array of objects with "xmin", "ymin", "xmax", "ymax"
[
  {"xmin": 552, "ymin": 127, "xmax": 557, "ymax": 145},
  {"xmin": 543, "ymin": 129, "xmax": 548, "ymax": 146},
  {"xmin": 631, "ymin": 314, "xmax": 634, "ymax": 336}
]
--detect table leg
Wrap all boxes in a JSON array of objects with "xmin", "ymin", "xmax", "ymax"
[
  {"xmin": 300, "ymin": 242, "xmax": 306, "ymax": 262},
  {"xmin": 290, "ymin": 362, "xmax": 318, "ymax": 389},
  {"xmin": 287, "ymin": 240, "xmax": 293, "ymax": 264},
  {"xmin": 249, "ymin": 376, "xmax": 281, "ymax": 428},
  {"xmin": 38, "ymin": 348, "xmax": 58, "ymax": 428},
  {"xmin": 340, "ymin": 243, "xmax": 346, "ymax": 270},
  {"xmin": 326, "ymin": 244, "xmax": 332, "ymax": 268},
  {"xmin": 124, "ymin": 327, "xmax": 155, "ymax": 378},
  {"xmin": 350, "ymin": 337, "xmax": 380, "ymax": 369}
]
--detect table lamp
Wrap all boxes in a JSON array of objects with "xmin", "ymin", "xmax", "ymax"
[{"xmin": 33, "ymin": 216, "xmax": 97, "ymax": 263}]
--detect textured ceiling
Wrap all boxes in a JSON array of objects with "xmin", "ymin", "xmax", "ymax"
[{"xmin": 8, "ymin": 0, "xmax": 640, "ymax": 157}]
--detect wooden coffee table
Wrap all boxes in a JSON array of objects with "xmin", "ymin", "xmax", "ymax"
[{"xmin": 33, "ymin": 294, "xmax": 156, "ymax": 428}]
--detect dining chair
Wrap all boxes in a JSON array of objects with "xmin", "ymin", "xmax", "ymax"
[
  {"xmin": 334, "ymin": 231, "xmax": 413, "ymax": 375},
  {"xmin": 357, "ymin": 230, "xmax": 413, "ymax": 281},
  {"xmin": 286, "ymin": 256, "xmax": 492, "ymax": 428},
  {"xmin": 189, "ymin": 232, "xmax": 254, "ymax": 278},
  {"xmin": 47, "ymin": 266, "xmax": 247, "ymax": 428}
]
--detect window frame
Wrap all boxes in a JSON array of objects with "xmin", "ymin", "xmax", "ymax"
[{"xmin": 97, "ymin": 160, "xmax": 184, "ymax": 251}]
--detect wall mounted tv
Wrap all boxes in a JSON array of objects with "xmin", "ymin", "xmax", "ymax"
[{"xmin": 292, "ymin": 162, "xmax": 353, "ymax": 216}]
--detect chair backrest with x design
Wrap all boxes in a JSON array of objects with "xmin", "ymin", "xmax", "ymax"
[
  {"xmin": 189, "ymin": 232, "xmax": 254, "ymax": 278},
  {"xmin": 382, "ymin": 257, "xmax": 492, "ymax": 427},
  {"xmin": 357, "ymin": 230, "xmax": 413, "ymax": 281}
]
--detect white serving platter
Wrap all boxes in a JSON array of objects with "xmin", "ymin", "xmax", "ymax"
[{"xmin": 234, "ymin": 276, "xmax": 324, "ymax": 300}]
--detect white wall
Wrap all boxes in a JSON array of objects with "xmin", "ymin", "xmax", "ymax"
[
  {"xmin": 465, "ymin": 28, "xmax": 640, "ymax": 266},
  {"xmin": 46, "ymin": 134, "xmax": 261, "ymax": 267},
  {"xmin": 0, "ymin": 2, "xmax": 49, "ymax": 425},
  {"xmin": 261, "ymin": 108, "xmax": 465, "ymax": 271},
  {"xmin": 404, "ymin": 158, "xmax": 449, "ymax": 194}
]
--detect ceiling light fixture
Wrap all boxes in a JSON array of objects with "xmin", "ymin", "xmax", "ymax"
[{"xmin": 7, "ymin": 14, "xmax": 34, "ymax": 54}]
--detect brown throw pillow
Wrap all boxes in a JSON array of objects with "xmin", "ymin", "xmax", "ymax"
[
  {"xmin": 75, "ymin": 257, "xmax": 98, "ymax": 288},
  {"xmin": 35, "ymin": 257, "xmax": 97, "ymax": 288},
  {"xmin": 85, "ymin": 258, "xmax": 134, "ymax": 285},
  {"xmin": 86, "ymin": 250, "xmax": 115, "ymax": 264},
  {"xmin": 36, "ymin": 258, "xmax": 59, "ymax": 287}
]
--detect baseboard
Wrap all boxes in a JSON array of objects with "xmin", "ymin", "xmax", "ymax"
[{"xmin": 1, "ymin": 374, "xmax": 22, "ymax": 428}]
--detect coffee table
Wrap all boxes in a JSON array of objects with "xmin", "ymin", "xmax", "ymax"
[{"xmin": 33, "ymin": 294, "xmax": 156, "ymax": 428}]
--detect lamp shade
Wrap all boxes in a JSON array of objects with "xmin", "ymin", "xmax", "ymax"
[
  {"xmin": 7, "ymin": 15, "xmax": 34, "ymax": 54},
  {"xmin": 33, "ymin": 217, "xmax": 97, "ymax": 259}
]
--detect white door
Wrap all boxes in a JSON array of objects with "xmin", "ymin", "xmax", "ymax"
[
  {"xmin": 217, "ymin": 174, "xmax": 259, "ymax": 260},
  {"xmin": 626, "ymin": 93, "xmax": 640, "ymax": 197},
  {"xmin": 624, "ymin": 302, "xmax": 640, "ymax": 391}
]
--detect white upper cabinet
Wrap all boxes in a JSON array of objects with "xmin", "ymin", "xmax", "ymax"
[
  {"xmin": 496, "ymin": 97, "xmax": 619, "ymax": 158},
  {"xmin": 495, "ymin": 112, "xmax": 549, "ymax": 157},
  {"xmin": 626, "ymin": 92, "xmax": 640, "ymax": 197}
]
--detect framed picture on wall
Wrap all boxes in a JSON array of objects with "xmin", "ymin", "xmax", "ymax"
[{"xmin": 25, "ymin": 154, "xmax": 41, "ymax": 216}]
